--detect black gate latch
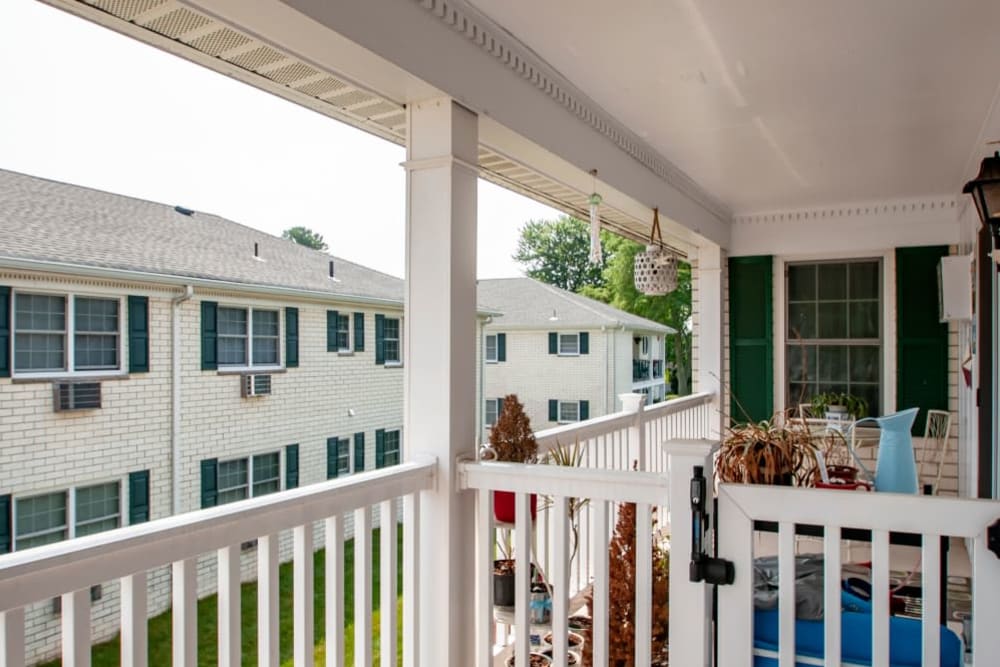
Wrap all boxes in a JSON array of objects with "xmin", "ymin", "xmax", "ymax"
[
  {"xmin": 989, "ymin": 519, "xmax": 1000, "ymax": 559},
  {"xmin": 689, "ymin": 466, "xmax": 735, "ymax": 586}
]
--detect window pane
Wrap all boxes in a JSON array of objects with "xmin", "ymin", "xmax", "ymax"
[
  {"xmin": 850, "ymin": 384, "xmax": 879, "ymax": 419},
  {"xmin": 817, "ymin": 302, "xmax": 848, "ymax": 338},
  {"xmin": 817, "ymin": 346, "xmax": 848, "ymax": 382},
  {"xmin": 850, "ymin": 345, "xmax": 880, "ymax": 384},
  {"xmin": 485, "ymin": 400, "xmax": 497, "ymax": 425},
  {"xmin": 849, "ymin": 262, "xmax": 879, "ymax": 300},
  {"xmin": 787, "ymin": 265, "xmax": 816, "ymax": 302},
  {"xmin": 15, "ymin": 333, "xmax": 65, "ymax": 371},
  {"xmin": 559, "ymin": 401, "xmax": 579, "ymax": 422},
  {"xmin": 218, "ymin": 308, "xmax": 248, "ymax": 335},
  {"xmin": 218, "ymin": 337, "xmax": 247, "ymax": 365},
  {"xmin": 218, "ymin": 308, "xmax": 248, "ymax": 366},
  {"xmin": 384, "ymin": 319, "xmax": 399, "ymax": 340},
  {"xmin": 15, "ymin": 294, "xmax": 66, "ymax": 371},
  {"xmin": 252, "ymin": 337, "xmax": 278, "ymax": 365},
  {"xmin": 75, "ymin": 334, "xmax": 118, "ymax": 370},
  {"xmin": 338, "ymin": 440, "xmax": 351, "ymax": 474},
  {"xmin": 383, "ymin": 318, "xmax": 400, "ymax": 362},
  {"xmin": 218, "ymin": 459, "xmax": 248, "ymax": 505},
  {"xmin": 786, "ymin": 345, "xmax": 817, "ymax": 383},
  {"xmin": 15, "ymin": 294, "xmax": 66, "ymax": 331},
  {"xmin": 252, "ymin": 453, "xmax": 280, "ymax": 496},
  {"xmin": 787, "ymin": 303, "xmax": 815, "ymax": 339},
  {"xmin": 16, "ymin": 492, "xmax": 67, "ymax": 550},
  {"xmin": 385, "ymin": 431, "xmax": 400, "ymax": 466},
  {"xmin": 485, "ymin": 335, "xmax": 497, "ymax": 361},
  {"xmin": 817, "ymin": 264, "xmax": 847, "ymax": 300},
  {"xmin": 849, "ymin": 301, "xmax": 879, "ymax": 339},
  {"xmin": 559, "ymin": 335, "xmax": 578, "ymax": 355},
  {"xmin": 252, "ymin": 310, "xmax": 278, "ymax": 337},
  {"xmin": 75, "ymin": 298, "xmax": 118, "ymax": 333},
  {"xmin": 75, "ymin": 482, "xmax": 120, "ymax": 537}
]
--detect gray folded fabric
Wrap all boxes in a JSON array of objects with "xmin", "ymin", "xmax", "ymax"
[{"xmin": 753, "ymin": 555, "xmax": 826, "ymax": 620}]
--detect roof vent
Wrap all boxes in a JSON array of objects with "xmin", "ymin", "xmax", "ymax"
[
  {"xmin": 174, "ymin": 205, "xmax": 195, "ymax": 216},
  {"xmin": 252, "ymin": 242, "xmax": 264, "ymax": 261}
]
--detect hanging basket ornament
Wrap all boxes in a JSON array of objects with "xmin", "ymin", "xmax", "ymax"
[
  {"xmin": 588, "ymin": 169, "xmax": 603, "ymax": 265},
  {"xmin": 634, "ymin": 207, "xmax": 678, "ymax": 295}
]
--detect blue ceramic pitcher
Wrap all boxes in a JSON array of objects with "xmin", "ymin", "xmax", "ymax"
[{"xmin": 850, "ymin": 408, "xmax": 919, "ymax": 493}]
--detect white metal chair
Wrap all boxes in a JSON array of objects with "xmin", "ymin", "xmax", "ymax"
[{"xmin": 916, "ymin": 409, "xmax": 953, "ymax": 495}]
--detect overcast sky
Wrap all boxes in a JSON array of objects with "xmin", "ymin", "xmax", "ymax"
[{"xmin": 0, "ymin": 0, "xmax": 561, "ymax": 279}]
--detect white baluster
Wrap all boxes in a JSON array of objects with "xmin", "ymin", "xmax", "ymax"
[
  {"xmin": 62, "ymin": 588, "xmax": 90, "ymax": 667},
  {"xmin": 921, "ymin": 536, "xmax": 940, "ymax": 667},
  {"xmin": 380, "ymin": 501, "xmax": 398, "ymax": 667},
  {"xmin": 823, "ymin": 527, "xmax": 841, "ymax": 667},
  {"xmin": 355, "ymin": 507, "xmax": 372, "ymax": 666},
  {"xmin": 403, "ymin": 494, "xmax": 420, "ymax": 667},
  {"xmin": 514, "ymin": 493, "xmax": 531, "ymax": 667},
  {"xmin": 551, "ymin": 495, "xmax": 569, "ymax": 666},
  {"xmin": 325, "ymin": 516, "xmax": 345, "ymax": 667},
  {"xmin": 294, "ymin": 524, "xmax": 315, "ymax": 667},
  {"xmin": 973, "ymin": 527, "xmax": 1000, "ymax": 665},
  {"xmin": 259, "ymin": 534, "xmax": 280, "ymax": 667},
  {"xmin": 871, "ymin": 530, "xmax": 889, "ymax": 667},
  {"xmin": 1, "ymin": 608, "xmax": 25, "ymax": 667},
  {"xmin": 121, "ymin": 571, "xmax": 148, "ymax": 667},
  {"xmin": 778, "ymin": 522, "xmax": 795, "ymax": 667},
  {"xmin": 217, "ymin": 545, "xmax": 241, "ymax": 667},
  {"xmin": 716, "ymin": 487, "xmax": 754, "ymax": 667},
  {"xmin": 475, "ymin": 490, "xmax": 493, "ymax": 667},
  {"xmin": 172, "ymin": 559, "xmax": 197, "ymax": 667},
  {"xmin": 591, "ymin": 499, "xmax": 610, "ymax": 667},
  {"xmin": 634, "ymin": 503, "xmax": 652, "ymax": 666}
]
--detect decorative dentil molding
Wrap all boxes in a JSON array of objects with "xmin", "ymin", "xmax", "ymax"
[
  {"xmin": 733, "ymin": 196, "xmax": 960, "ymax": 226},
  {"xmin": 411, "ymin": 0, "xmax": 731, "ymax": 223}
]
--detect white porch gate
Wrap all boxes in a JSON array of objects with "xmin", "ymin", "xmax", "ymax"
[{"xmin": 715, "ymin": 484, "xmax": 1000, "ymax": 667}]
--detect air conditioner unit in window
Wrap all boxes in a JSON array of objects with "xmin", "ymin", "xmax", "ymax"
[
  {"xmin": 242, "ymin": 374, "xmax": 272, "ymax": 397},
  {"xmin": 53, "ymin": 382, "xmax": 102, "ymax": 411}
]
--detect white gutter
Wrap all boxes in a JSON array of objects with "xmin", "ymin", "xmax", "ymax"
[
  {"xmin": 603, "ymin": 325, "xmax": 612, "ymax": 414},
  {"xmin": 171, "ymin": 285, "xmax": 194, "ymax": 515}
]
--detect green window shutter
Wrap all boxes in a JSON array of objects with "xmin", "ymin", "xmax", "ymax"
[
  {"xmin": 579, "ymin": 332, "xmax": 589, "ymax": 354},
  {"xmin": 0, "ymin": 286, "xmax": 10, "ymax": 378},
  {"xmin": 548, "ymin": 399, "xmax": 558, "ymax": 422},
  {"xmin": 200, "ymin": 301, "xmax": 218, "ymax": 371},
  {"xmin": 127, "ymin": 295, "xmax": 149, "ymax": 373},
  {"xmin": 354, "ymin": 312, "xmax": 365, "ymax": 352},
  {"xmin": 375, "ymin": 314, "xmax": 386, "ymax": 365},
  {"xmin": 897, "ymin": 246, "xmax": 949, "ymax": 435},
  {"xmin": 327, "ymin": 310, "xmax": 339, "ymax": 352},
  {"xmin": 728, "ymin": 256, "xmax": 773, "ymax": 424},
  {"xmin": 0, "ymin": 494, "xmax": 10, "ymax": 554},
  {"xmin": 579, "ymin": 400, "xmax": 589, "ymax": 420},
  {"xmin": 285, "ymin": 308, "xmax": 299, "ymax": 368},
  {"xmin": 354, "ymin": 435, "xmax": 365, "ymax": 472},
  {"xmin": 200, "ymin": 458, "xmax": 218, "ymax": 508},
  {"xmin": 327, "ymin": 437, "xmax": 338, "ymax": 479},
  {"xmin": 548, "ymin": 332, "xmax": 557, "ymax": 354},
  {"xmin": 285, "ymin": 444, "xmax": 299, "ymax": 489},
  {"xmin": 497, "ymin": 333, "xmax": 507, "ymax": 362},
  {"xmin": 375, "ymin": 429, "xmax": 385, "ymax": 469},
  {"xmin": 128, "ymin": 470, "xmax": 150, "ymax": 524}
]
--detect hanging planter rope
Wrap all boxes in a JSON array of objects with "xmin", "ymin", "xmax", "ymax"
[{"xmin": 633, "ymin": 207, "xmax": 678, "ymax": 295}]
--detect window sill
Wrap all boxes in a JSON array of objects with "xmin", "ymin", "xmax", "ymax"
[
  {"xmin": 337, "ymin": 350, "xmax": 354, "ymax": 357},
  {"xmin": 11, "ymin": 372, "xmax": 128, "ymax": 384},
  {"xmin": 216, "ymin": 367, "xmax": 287, "ymax": 376},
  {"xmin": 384, "ymin": 361, "xmax": 404, "ymax": 368},
  {"xmin": 557, "ymin": 420, "xmax": 581, "ymax": 425},
  {"xmin": 485, "ymin": 359, "xmax": 498, "ymax": 364},
  {"xmin": 557, "ymin": 353, "xmax": 580, "ymax": 357}
]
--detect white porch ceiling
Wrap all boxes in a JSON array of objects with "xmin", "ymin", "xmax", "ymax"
[{"xmin": 468, "ymin": 0, "xmax": 1000, "ymax": 214}]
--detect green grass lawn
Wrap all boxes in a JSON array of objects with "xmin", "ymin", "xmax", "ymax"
[{"xmin": 40, "ymin": 526, "xmax": 403, "ymax": 667}]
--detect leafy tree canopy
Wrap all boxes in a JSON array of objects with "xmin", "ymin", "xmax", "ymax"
[
  {"xmin": 282, "ymin": 226, "xmax": 328, "ymax": 251},
  {"xmin": 512, "ymin": 216, "xmax": 611, "ymax": 292}
]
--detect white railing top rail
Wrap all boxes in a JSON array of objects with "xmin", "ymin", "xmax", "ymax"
[
  {"xmin": 533, "ymin": 391, "xmax": 713, "ymax": 451},
  {"xmin": 720, "ymin": 483, "xmax": 1000, "ymax": 538},
  {"xmin": 459, "ymin": 460, "xmax": 670, "ymax": 506},
  {"xmin": 0, "ymin": 457, "xmax": 436, "ymax": 612}
]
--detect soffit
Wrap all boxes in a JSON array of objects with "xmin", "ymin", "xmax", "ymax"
[{"xmin": 468, "ymin": 0, "xmax": 1000, "ymax": 214}]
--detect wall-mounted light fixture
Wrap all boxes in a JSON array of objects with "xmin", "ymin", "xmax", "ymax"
[{"xmin": 963, "ymin": 151, "xmax": 1000, "ymax": 266}]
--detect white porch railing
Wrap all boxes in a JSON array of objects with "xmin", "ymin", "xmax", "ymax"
[
  {"xmin": 0, "ymin": 458, "xmax": 436, "ymax": 667},
  {"xmin": 717, "ymin": 484, "xmax": 1000, "ymax": 667}
]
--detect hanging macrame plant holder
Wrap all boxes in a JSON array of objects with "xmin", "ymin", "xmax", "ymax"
[{"xmin": 634, "ymin": 208, "xmax": 678, "ymax": 295}]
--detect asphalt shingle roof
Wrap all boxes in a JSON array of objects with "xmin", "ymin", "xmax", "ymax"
[
  {"xmin": 477, "ymin": 277, "xmax": 673, "ymax": 333},
  {"xmin": 0, "ymin": 169, "xmax": 404, "ymax": 303}
]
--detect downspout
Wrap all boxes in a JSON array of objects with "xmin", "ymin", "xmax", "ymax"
[
  {"xmin": 603, "ymin": 325, "xmax": 611, "ymax": 414},
  {"xmin": 172, "ymin": 285, "xmax": 194, "ymax": 515},
  {"xmin": 479, "ymin": 317, "xmax": 490, "ymax": 446}
]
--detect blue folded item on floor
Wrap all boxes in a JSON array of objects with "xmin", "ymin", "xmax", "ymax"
[{"xmin": 752, "ymin": 590, "xmax": 962, "ymax": 667}]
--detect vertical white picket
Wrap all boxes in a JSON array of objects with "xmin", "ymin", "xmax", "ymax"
[
  {"xmin": 62, "ymin": 588, "xmax": 91, "ymax": 667},
  {"xmin": 514, "ymin": 492, "xmax": 531, "ymax": 667},
  {"xmin": 972, "ymin": 529, "xmax": 1000, "ymax": 664},
  {"xmin": 921, "ymin": 537, "xmax": 941, "ymax": 667},
  {"xmin": 172, "ymin": 558, "xmax": 197, "ymax": 667},
  {"xmin": 294, "ymin": 524, "xmax": 315, "ymax": 667},
  {"xmin": 355, "ymin": 507, "xmax": 372, "ymax": 667},
  {"xmin": 380, "ymin": 501, "xmax": 398, "ymax": 667},
  {"xmin": 716, "ymin": 487, "xmax": 754, "ymax": 667},
  {"xmin": 1, "ymin": 608, "xmax": 25, "ymax": 667},
  {"xmin": 591, "ymin": 499, "xmax": 610, "ymax": 667},
  {"xmin": 120, "ymin": 572, "xmax": 147, "ymax": 667},
  {"xmin": 217, "ymin": 545, "xmax": 241, "ymax": 667},
  {"xmin": 551, "ymin": 496, "xmax": 569, "ymax": 667},
  {"xmin": 777, "ymin": 522, "xmax": 795, "ymax": 667},
  {"xmin": 634, "ymin": 503, "xmax": 652, "ymax": 666},
  {"xmin": 403, "ymin": 493, "xmax": 420, "ymax": 667},
  {"xmin": 258, "ymin": 534, "xmax": 280, "ymax": 667},
  {"xmin": 475, "ymin": 490, "xmax": 493, "ymax": 667},
  {"xmin": 325, "ymin": 517, "xmax": 344, "ymax": 667},
  {"xmin": 823, "ymin": 527, "xmax": 841, "ymax": 667},
  {"xmin": 871, "ymin": 530, "xmax": 890, "ymax": 667}
]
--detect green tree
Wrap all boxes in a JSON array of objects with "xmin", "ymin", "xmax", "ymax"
[
  {"xmin": 581, "ymin": 235, "xmax": 692, "ymax": 395},
  {"xmin": 512, "ymin": 216, "xmax": 610, "ymax": 292},
  {"xmin": 282, "ymin": 226, "xmax": 328, "ymax": 251}
]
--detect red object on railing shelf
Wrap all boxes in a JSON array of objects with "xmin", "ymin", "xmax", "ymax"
[{"xmin": 494, "ymin": 490, "xmax": 537, "ymax": 523}]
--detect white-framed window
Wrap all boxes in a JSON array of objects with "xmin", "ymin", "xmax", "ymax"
[
  {"xmin": 13, "ymin": 292, "xmax": 122, "ymax": 376},
  {"xmin": 14, "ymin": 481, "xmax": 121, "ymax": 551},
  {"xmin": 485, "ymin": 334, "xmax": 498, "ymax": 363},
  {"xmin": 640, "ymin": 336, "xmax": 650, "ymax": 356},
  {"xmin": 217, "ymin": 307, "xmax": 280, "ymax": 368},
  {"xmin": 558, "ymin": 400, "xmax": 579, "ymax": 423},
  {"xmin": 336, "ymin": 313, "xmax": 351, "ymax": 352},
  {"xmin": 337, "ymin": 439, "xmax": 351, "ymax": 476},
  {"xmin": 558, "ymin": 333, "xmax": 579, "ymax": 356},
  {"xmin": 485, "ymin": 398, "xmax": 500, "ymax": 427},
  {"xmin": 382, "ymin": 430, "xmax": 401, "ymax": 467},
  {"xmin": 785, "ymin": 260, "xmax": 881, "ymax": 417},
  {"xmin": 217, "ymin": 452, "xmax": 281, "ymax": 505},
  {"xmin": 384, "ymin": 317, "xmax": 401, "ymax": 364}
]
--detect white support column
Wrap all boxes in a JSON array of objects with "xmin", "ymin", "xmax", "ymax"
[
  {"xmin": 1, "ymin": 608, "xmax": 25, "ymax": 667},
  {"xmin": 403, "ymin": 97, "xmax": 478, "ymax": 667},
  {"xmin": 666, "ymin": 440, "xmax": 716, "ymax": 667},
  {"xmin": 619, "ymin": 392, "xmax": 646, "ymax": 470},
  {"xmin": 695, "ymin": 242, "xmax": 724, "ymax": 438}
]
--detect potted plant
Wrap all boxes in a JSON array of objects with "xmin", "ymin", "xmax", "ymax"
[
  {"xmin": 481, "ymin": 394, "xmax": 538, "ymax": 523},
  {"xmin": 716, "ymin": 416, "xmax": 818, "ymax": 486},
  {"xmin": 810, "ymin": 391, "xmax": 869, "ymax": 422}
]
